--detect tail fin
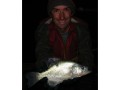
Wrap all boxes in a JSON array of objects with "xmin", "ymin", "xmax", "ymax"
[{"xmin": 25, "ymin": 72, "xmax": 43, "ymax": 88}]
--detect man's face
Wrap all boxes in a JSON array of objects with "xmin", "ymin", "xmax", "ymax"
[{"xmin": 51, "ymin": 5, "xmax": 72, "ymax": 30}]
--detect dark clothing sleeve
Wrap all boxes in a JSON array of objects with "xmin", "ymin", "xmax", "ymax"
[
  {"xmin": 76, "ymin": 25, "xmax": 94, "ymax": 71},
  {"xmin": 35, "ymin": 23, "xmax": 52, "ymax": 71}
]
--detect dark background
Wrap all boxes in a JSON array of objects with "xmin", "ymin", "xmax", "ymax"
[{"xmin": 22, "ymin": 0, "xmax": 98, "ymax": 90}]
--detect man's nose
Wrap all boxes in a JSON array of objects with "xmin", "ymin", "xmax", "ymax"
[{"xmin": 59, "ymin": 11, "xmax": 65, "ymax": 20}]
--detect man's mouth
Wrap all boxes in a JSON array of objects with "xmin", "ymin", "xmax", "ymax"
[
  {"xmin": 60, "ymin": 23, "xmax": 65, "ymax": 25},
  {"xmin": 59, "ymin": 21, "xmax": 65, "ymax": 24}
]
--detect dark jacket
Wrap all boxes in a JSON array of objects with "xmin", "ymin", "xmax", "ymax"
[{"xmin": 35, "ymin": 18, "xmax": 94, "ymax": 71}]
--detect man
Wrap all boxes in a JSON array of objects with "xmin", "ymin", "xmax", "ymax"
[{"xmin": 34, "ymin": 0, "xmax": 94, "ymax": 89}]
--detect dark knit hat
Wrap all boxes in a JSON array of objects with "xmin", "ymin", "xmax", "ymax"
[{"xmin": 47, "ymin": 0, "xmax": 76, "ymax": 15}]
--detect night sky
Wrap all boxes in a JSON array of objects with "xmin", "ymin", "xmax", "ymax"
[{"xmin": 22, "ymin": 0, "xmax": 98, "ymax": 63}]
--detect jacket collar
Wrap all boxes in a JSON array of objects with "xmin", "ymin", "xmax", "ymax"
[{"xmin": 45, "ymin": 17, "xmax": 79, "ymax": 24}]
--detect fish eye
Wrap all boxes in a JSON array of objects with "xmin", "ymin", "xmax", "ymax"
[
  {"xmin": 81, "ymin": 66, "xmax": 84, "ymax": 70},
  {"xmin": 72, "ymin": 65, "xmax": 82, "ymax": 74}
]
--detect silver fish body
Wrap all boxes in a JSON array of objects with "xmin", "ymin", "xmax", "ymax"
[{"xmin": 26, "ymin": 61, "xmax": 91, "ymax": 87}]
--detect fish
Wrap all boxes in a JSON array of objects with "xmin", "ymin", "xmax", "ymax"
[{"xmin": 25, "ymin": 61, "xmax": 91, "ymax": 88}]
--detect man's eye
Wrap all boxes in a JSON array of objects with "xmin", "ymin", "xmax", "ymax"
[
  {"xmin": 53, "ymin": 9, "xmax": 59, "ymax": 13},
  {"xmin": 64, "ymin": 8, "xmax": 70, "ymax": 11}
]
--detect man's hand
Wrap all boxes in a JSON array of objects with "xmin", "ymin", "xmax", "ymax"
[{"xmin": 47, "ymin": 57, "xmax": 60, "ymax": 68}]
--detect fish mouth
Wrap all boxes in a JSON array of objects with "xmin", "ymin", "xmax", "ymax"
[{"xmin": 82, "ymin": 71, "xmax": 91, "ymax": 76}]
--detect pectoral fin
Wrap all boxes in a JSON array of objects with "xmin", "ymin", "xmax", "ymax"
[{"xmin": 47, "ymin": 80, "xmax": 59, "ymax": 87}]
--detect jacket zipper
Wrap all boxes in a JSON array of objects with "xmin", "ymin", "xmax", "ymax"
[
  {"xmin": 63, "ymin": 44, "xmax": 66, "ymax": 59},
  {"xmin": 56, "ymin": 26, "xmax": 70, "ymax": 60},
  {"xmin": 62, "ymin": 26, "xmax": 70, "ymax": 60}
]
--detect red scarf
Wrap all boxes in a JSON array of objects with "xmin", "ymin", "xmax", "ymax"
[{"xmin": 48, "ymin": 22, "xmax": 78, "ymax": 60}]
